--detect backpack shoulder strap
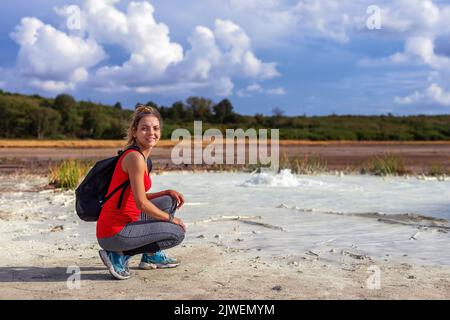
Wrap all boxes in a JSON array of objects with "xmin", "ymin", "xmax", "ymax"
[
  {"xmin": 118, "ymin": 145, "xmax": 145, "ymax": 160},
  {"xmin": 147, "ymin": 157, "xmax": 153, "ymax": 173},
  {"xmin": 126, "ymin": 145, "xmax": 145, "ymax": 160},
  {"xmin": 109, "ymin": 145, "xmax": 148, "ymax": 209}
]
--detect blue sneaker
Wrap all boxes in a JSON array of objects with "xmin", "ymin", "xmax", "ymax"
[
  {"xmin": 139, "ymin": 250, "xmax": 180, "ymax": 269},
  {"xmin": 99, "ymin": 250, "xmax": 131, "ymax": 280}
]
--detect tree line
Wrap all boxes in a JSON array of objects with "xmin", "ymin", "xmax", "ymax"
[{"xmin": 1, "ymin": 89, "xmax": 450, "ymax": 140}]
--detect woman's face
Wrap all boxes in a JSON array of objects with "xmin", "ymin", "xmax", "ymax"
[{"xmin": 134, "ymin": 115, "xmax": 161, "ymax": 149}]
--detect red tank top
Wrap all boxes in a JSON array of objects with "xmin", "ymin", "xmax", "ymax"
[{"xmin": 96, "ymin": 149, "xmax": 151, "ymax": 238}]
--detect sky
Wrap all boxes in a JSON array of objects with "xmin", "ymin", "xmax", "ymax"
[{"xmin": 1, "ymin": 0, "xmax": 450, "ymax": 116}]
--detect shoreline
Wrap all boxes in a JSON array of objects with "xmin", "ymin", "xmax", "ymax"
[{"xmin": 1, "ymin": 141, "xmax": 450, "ymax": 175}]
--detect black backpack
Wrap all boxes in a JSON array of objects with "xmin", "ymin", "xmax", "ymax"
[{"xmin": 75, "ymin": 145, "xmax": 153, "ymax": 222}]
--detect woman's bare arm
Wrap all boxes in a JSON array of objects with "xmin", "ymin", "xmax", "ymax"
[
  {"xmin": 146, "ymin": 191, "xmax": 168, "ymax": 200},
  {"xmin": 122, "ymin": 152, "xmax": 186, "ymax": 231}
]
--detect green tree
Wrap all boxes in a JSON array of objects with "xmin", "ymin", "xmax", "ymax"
[
  {"xmin": 53, "ymin": 94, "xmax": 81, "ymax": 136},
  {"xmin": 82, "ymin": 108, "xmax": 108, "ymax": 138},
  {"xmin": 30, "ymin": 107, "xmax": 61, "ymax": 139},
  {"xmin": 186, "ymin": 96, "xmax": 213, "ymax": 121},
  {"xmin": 213, "ymin": 99, "xmax": 235, "ymax": 123}
]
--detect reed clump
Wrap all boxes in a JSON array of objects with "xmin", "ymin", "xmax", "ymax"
[{"xmin": 49, "ymin": 160, "xmax": 92, "ymax": 189}]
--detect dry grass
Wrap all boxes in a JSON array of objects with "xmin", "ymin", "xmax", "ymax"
[
  {"xmin": 49, "ymin": 160, "xmax": 92, "ymax": 190},
  {"xmin": 362, "ymin": 153, "xmax": 410, "ymax": 176}
]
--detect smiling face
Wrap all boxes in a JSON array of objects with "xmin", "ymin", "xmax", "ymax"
[{"xmin": 133, "ymin": 115, "xmax": 161, "ymax": 149}]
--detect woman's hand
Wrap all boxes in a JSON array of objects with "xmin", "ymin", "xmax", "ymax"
[
  {"xmin": 172, "ymin": 217, "xmax": 187, "ymax": 232},
  {"xmin": 166, "ymin": 189, "xmax": 185, "ymax": 209}
]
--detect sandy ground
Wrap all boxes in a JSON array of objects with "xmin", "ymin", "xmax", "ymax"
[
  {"xmin": 2, "ymin": 243, "xmax": 450, "ymax": 300},
  {"xmin": 1, "ymin": 141, "xmax": 450, "ymax": 175},
  {"xmin": 0, "ymin": 174, "xmax": 449, "ymax": 300}
]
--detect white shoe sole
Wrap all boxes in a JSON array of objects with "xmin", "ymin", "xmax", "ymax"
[
  {"xmin": 138, "ymin": 261, "xmax": 180, "ymax": 269},
  {"xmin": 138, "ymin": 261, "xmax": 158, "ymax": 270},
  {"xmin": 99, "ymin": 250, "xmax": 130, "ymax": 280}
]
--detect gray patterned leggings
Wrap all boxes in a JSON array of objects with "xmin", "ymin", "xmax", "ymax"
[{"xmin": 97, "ymin": 195, "xmax": 185, "ymax": 256}]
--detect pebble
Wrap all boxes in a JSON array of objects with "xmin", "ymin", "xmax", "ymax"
[
  {"xmin": 272, "ymin": 285, "xmax": 282, "ymax": 291},
  {"xmin": 50, "ymin": 225, "xmax": 64, "ymax": 232}
]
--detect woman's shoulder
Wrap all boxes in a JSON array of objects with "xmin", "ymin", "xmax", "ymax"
[{"xmin": 121, "ymin": 149, "xmax": 146, "ymax": 172}]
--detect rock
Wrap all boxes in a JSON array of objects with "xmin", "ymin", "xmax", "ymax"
[
  {"xmin": 50, "ymin": 225, "xmax": 64, "ymax": 232},
  {"xmin": 306, "ymin": 250, "xmax": 319, "ymax": 257},
  {"xmin": 214, "ymin": 234, "xmax": 221, "ymax": 239},
  {"xmin": 197, "ymin": 234, "xmax": 206, "ymax": 239},
  {"xmin": 272, "ymin": 285, "xmax": 282, "ymax": 291}
]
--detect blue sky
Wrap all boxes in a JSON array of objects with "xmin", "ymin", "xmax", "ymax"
[{"xmin": 1, "ymin": 0, "xmax": 450, "ymax": 115}]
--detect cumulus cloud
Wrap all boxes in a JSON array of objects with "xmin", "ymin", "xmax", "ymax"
[
  {"xmin": 9, "ymin": 16, "xmax": 106, "ymax": 92},
  {"xmin": 290, "ymin": 0, "xmax": 355, "ymax": 43},
  {"xmin": 86, "ymin": 0, "xmax": 184, "ymax": 83},
  {"xmin": 6, "ymin": 0, "xmax": 279, "ymax": 97},
  {"xmin": 395, "ymin": 83, "xmax": 450, "ymax": 107},
  {"xmin": 385, "ymin": 36, "xmax": 450, "ymax": 69},
  {"xmin": 236, "ymin": 83, "xmax": 285, "ymax": 97},
  {"xmin": 351, "ymin": 0, "xmax": 450, "ymax": 107}
]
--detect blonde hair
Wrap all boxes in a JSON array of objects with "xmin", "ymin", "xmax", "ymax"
[{"xmin": 125, "ymin": 104, "xmax": 163, "ymax": 147}]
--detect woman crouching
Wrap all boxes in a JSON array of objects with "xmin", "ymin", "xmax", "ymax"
[{"xmin": 96, "ymin": 105, "xmax": 186, "ymax": 280}]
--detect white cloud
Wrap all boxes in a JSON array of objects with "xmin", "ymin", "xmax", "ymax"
[
  {"xmin": 386, "ymin": 36, "xmax": 450, "ymax": 69},
  {"xmin": 426, "ymin": 83, "xmax": 450, "ymax": 106},
  {"xmin": 377, "ymin": 0, "xmax": 441, "ymax": 34},
  {"xmin": 354, "ymin": 0, "xmax": 450, "ymax": 108},
  {"xmin": 7, "ymin": 0, "xmax": 279, "ymax": 97},
  {"xmin": 246, "ymin": 84, "xmax": 263, "ymax": 93},
  {"xmin": 236, "ymin": 83, "xmax": 285, "ymax": 97},
  {"xmin": 90, "ymin": 12, "xmax": 279, "ymax": 96},
  {"xmin": 29, "ymin": 79, "xmax": 75, "ymax": 92},
  {"xmin": 86, "ymin": 0, "xmax": 183, "ymax": 85},
  {"xmin": 267, "ymin": 87, "xmax": 286, "ymax": 95},
  {"xmin": 180, "ymin": 26, "xmax": 222, "ymax": 80},
  {"xmin": 10, "ymin": 17, "xmax": 106, "ymax": 91},
  {"xmin": 290, "ymin": 0, "xmax": 355, "ymax": 44},
  {"xmin": 212, "ymin": 19, "xmax": 279, "ymax": 79},
  {"xmin": 395, "ymin": 83, "xmax": 450, "ymax": 107}
]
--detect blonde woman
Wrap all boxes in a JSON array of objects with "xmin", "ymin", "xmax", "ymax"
[{"xmin": 96, "ymin": 105, "xmax": 186, "ymax": 280}]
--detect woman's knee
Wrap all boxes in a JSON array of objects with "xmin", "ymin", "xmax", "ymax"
[
  {"xmin": 151, "ymin": 195, "xmax": 177, "ymax": 214},
  {"xmin": 171, "ymin": 224, "xmax": 185, "ymax": 246}
]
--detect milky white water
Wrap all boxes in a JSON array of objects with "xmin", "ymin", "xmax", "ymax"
[{"xmin": 1, "ymin": 171, "xmax": 449, "ymax": 266}]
